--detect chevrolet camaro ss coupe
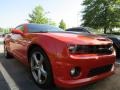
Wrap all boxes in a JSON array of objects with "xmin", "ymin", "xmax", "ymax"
[{"xmin": 4, "ymin": 23, "xmax": 116, "ymax": 88}]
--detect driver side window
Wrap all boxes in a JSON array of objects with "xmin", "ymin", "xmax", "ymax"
[{"xmin": 16, "ymin": 25, "xmax": 24, "ymax": 32}]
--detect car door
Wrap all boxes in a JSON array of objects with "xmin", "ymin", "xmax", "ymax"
[
  {"xmin": 9, "ymin": 27, "xmax": 23, "ymax": 58},
  {"xmin": 12, "ymin": 25, "xmax": 28, "ymax": 64}
]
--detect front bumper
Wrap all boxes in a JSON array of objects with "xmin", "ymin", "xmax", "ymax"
[
  {"xmin": 56, "ymin": 69, "xmax": 114, "ymax": 88},
  {"xmin": 52, "ymin": 54, "xmax": 115, "ymax": 88}
]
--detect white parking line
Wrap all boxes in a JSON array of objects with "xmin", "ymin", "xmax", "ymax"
[
  {"xmin": 0, "ymin": 45, "xmax": 4, "ymax": 53},
  {"xmin": 0, "ymin": 63, "xmax": 19, "ymax": 90}
]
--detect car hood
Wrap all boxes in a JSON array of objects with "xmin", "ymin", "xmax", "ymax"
[{"xmin": 44, "ymin": 32, "xmax": 112, "ymax": 45}]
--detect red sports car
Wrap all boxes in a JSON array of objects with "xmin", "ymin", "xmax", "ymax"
[{"xmin": 4, "ymin": 23, "xmax": 116, "ymax": 88}]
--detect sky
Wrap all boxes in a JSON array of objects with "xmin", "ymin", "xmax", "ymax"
[{"xmin": 0, "ymin": 0, "xmax": 84, "ymax": 28}]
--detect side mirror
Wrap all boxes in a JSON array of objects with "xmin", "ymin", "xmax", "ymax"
[{"xmin": 11, "ymin": 29, "xmax": 24, "ymax": 35}]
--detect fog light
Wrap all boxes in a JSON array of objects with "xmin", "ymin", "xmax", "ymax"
[{"xmin": 70, "ymin": 67, "xmax": 80, "ymax": 77}]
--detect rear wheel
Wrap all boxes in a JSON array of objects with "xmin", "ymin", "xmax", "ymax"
[{"xmin": 29, "ymin": 47, "xmax": 54, "ymax": 88}]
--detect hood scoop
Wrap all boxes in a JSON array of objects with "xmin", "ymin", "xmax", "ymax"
[{"xmin": 96, "ymin": 37, "xmax": 109, "ymax": 41}]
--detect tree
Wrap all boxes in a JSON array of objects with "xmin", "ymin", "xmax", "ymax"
[
  {"xmin": 59, "ymin": 19, "xmax": 66, "ymax": 30},
  {"xmin": 0, "ymin": 27, "xmax": 2, "ymax": 32},
  {"xmin": 28, "ymin": 5, "xmax": 56, "ymax": 25},
  {"xmin": 81, "ymin": 0, "xmax": 120, "ymax": 33}
]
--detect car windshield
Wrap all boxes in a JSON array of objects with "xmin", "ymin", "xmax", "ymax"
[{"xmin": 27, "ymin": 24, "xmax": 64, "ymax": 33}]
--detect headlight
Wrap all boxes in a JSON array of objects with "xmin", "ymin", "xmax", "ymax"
[
  {"xmin": 68, "ymin": 44, "xmax": 90, "ymax": 54},
  {"xmin": 68, "ymin": 45, "xmax": 77, "ymax": 53}
]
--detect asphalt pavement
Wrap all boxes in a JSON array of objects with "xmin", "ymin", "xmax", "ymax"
[{"xmin": 0, "ymin": 44, "xmax": 120, "ymax": 90}]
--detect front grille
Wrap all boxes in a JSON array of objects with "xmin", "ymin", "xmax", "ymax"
[
  {"xmin": 91, "ymin": 44, "xmax": 113, "ymax": 54},
  {"xmin": 77, "ymin": 44, "xmax": 113, "ymax": 55},
  {"xmin": 88, "ymin": 64, "xmax": 113, "ymax": 77}
]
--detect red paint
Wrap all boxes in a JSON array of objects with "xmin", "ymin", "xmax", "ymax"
[{"xmin": 4, "ymin": 24, "xmax": 116, "ymax": 88}]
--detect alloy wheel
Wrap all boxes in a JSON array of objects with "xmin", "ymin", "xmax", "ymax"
[{"xmin": 30, "ymin": 51, "xmax": 47, "ymax": 84}]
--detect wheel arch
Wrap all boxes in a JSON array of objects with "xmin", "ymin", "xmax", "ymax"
[
  {"xmin": 27, "ymin": 44, "xmax": 49, "ymax": 62},
  {"xmin": 27, "ymin": 43, "xmax": 55, "ymax": 87}
]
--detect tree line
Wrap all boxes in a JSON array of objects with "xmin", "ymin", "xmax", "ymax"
[
  {"xmin": 28, "ymin": 0, "xmax": 119, "ymax": 33},
  {"xmin": 82, "ymin": 0, "xmax": 120, "ymax": 34},
  {"xmin": 28, "ymin": 5, "xmax": 66, "ymax": 30},
  {"xmin": 1, "ymin": 0, "xmax": 120, "ymax": 34}
]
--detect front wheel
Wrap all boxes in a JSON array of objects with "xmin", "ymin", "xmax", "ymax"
[{"xmin": 29, "ymin": 47, "xmax": 54, "ymax": 88}]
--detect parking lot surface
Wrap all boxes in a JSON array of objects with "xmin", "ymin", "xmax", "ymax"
[{"xmin": 0, "ymin": 44, "xmax": 120, "ymax": 90}]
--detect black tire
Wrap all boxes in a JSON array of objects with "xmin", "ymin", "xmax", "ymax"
[
  {"xmin": 29, "ymin": 47, "xmax": 54, "ymax": 89},
  {"xmin": 4, "ymin": 45, "xmax": 12, "ymax": 58}
]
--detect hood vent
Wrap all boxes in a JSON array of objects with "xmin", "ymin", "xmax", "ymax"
[{"xmin": 96, "ymin": 38, "xmax": 109, "ymax": 41}]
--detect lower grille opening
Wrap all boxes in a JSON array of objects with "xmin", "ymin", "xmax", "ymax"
[{"xmin": 88, "ymin": 64, "xmax": 113, "ymax": 77}]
